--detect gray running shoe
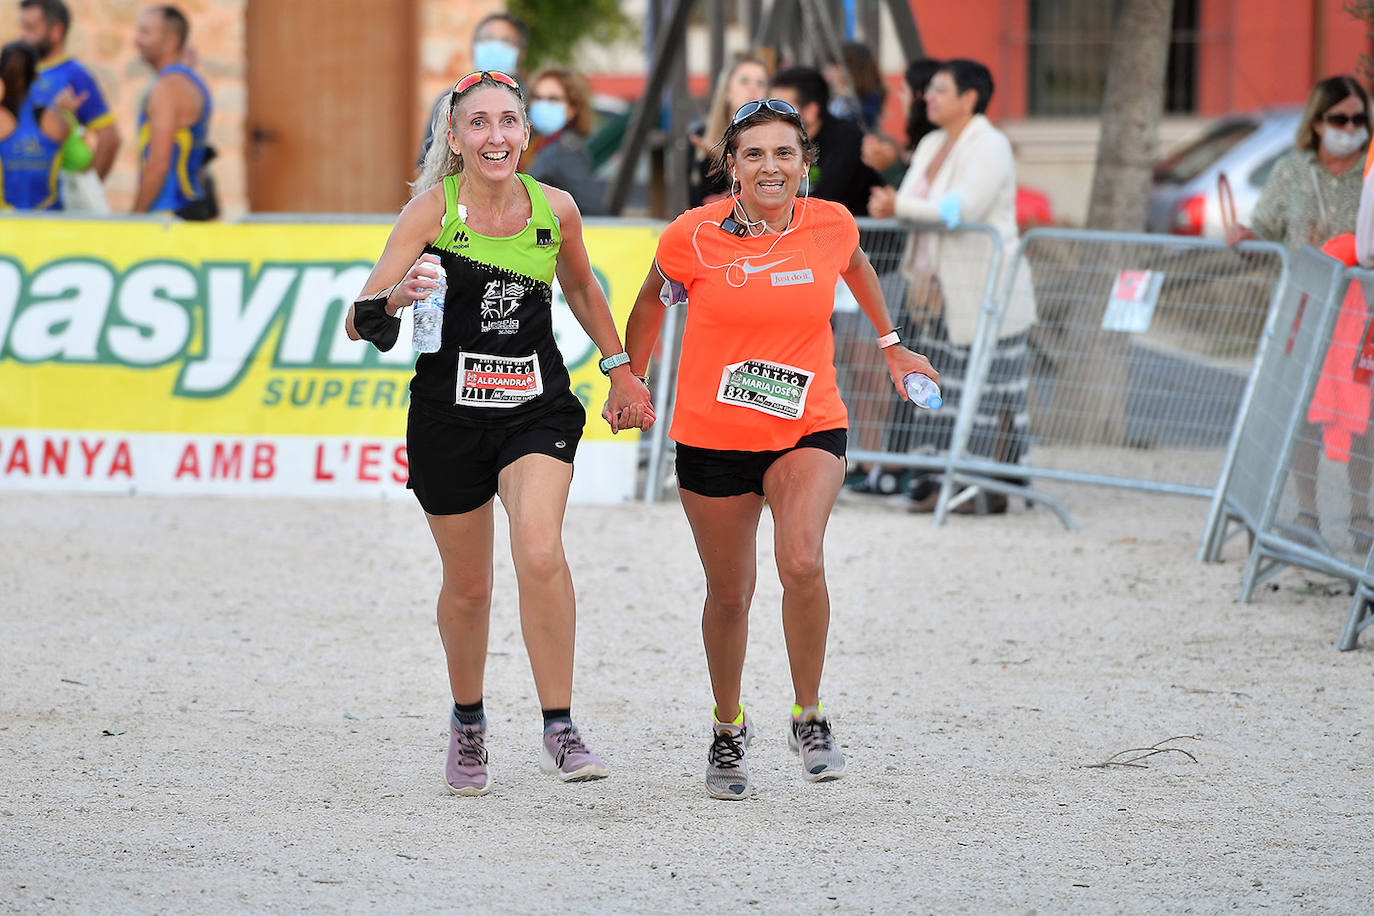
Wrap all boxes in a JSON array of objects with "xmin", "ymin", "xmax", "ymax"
[
  {"xmin": 706, "ymin": 711, "xmax": 752, "ymax": 800},
  {"xmin": 788, "ymin": 711, "xmax": 846, "ymax": 781}
]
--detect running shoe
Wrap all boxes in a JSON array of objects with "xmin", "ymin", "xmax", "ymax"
[
  {"xmin": 540, "ymin": 722, "xmax": 609, "ymax": 782},
  {"xmin": 788, "ymin": 707, "xmax": 846, "ymax": 782},
  {"xmin": 705, "ymin": 709, "xmax": 752, "ymax": 800},
  {"xmin": 445, "ymin": 712, "xmax": 491, "ymax": 796}
]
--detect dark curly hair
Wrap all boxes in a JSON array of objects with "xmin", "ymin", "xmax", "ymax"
[{"xmin": 707, "ymin": 101, "xmax": 815, "ymax": 182}]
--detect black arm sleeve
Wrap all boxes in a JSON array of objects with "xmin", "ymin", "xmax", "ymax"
[{"xmin": 353, "ymin": 295, "xmax": 401, "ymax": 352}]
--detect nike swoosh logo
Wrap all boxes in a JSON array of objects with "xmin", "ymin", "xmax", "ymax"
[{"xmin": 738, "ymin": 257, "xmax": 791, "ymax": 275}]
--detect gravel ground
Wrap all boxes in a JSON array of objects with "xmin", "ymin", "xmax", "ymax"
[{"xmin": 2, "ymin": 485, "xmax": 1371, "ymax": 913}]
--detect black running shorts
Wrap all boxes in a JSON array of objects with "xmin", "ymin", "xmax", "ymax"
[
  {"xmin": 406, "ymin": 395, "xmax": 586, "ymax": 515},
  {"xmin": 674, "ymin": 428, "xmax": 847, "ymax": 498}
]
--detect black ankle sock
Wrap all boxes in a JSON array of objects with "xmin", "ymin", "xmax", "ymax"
[
  {"xmin": 453, "ymin": 699, "xmax": 485, "ymax": 725},
  {"xmin": 541, "ymin": 707, "xmax": 572, "ymax": 729}
]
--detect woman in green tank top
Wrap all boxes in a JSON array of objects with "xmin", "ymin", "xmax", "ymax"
[{"xmin": 345, "ymin": 71, "xmax": 652, "ymax": 795}]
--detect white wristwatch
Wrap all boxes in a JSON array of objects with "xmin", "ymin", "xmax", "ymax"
[{"xmin": 598, "ymin": 351, "xmax": 631, "ymax": 375}]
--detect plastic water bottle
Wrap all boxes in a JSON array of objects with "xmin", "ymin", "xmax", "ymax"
[
  {"xmin": 412, "ymin": 261, "xmax": 446, "ymax": 353},
  {"xmin": 904, "ymin": 372, "xmax": 942, "ymax": 409}
]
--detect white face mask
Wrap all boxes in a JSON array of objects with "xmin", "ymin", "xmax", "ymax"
[{"xmin": 1323, "ymin": 125, "xmax": 1370, "ymax": 159}]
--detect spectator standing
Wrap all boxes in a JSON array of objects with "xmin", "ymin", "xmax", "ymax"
[
  {"xmin": 419, "ymin": 12, "xmax": 528, "ymax": 165},
  {"xmin": 18, "ymin": 0, "xmax": 120, "ymax": 190},
  {"xmin": 131, "ymin": 5, "xmax": 213, "ymax": 217},
  {"xmin": 0, "ymin": 39, "xmax": 80, "ymax": 209},
  {"xmin": 769, "ymin": 65, "xmax": 885, "ymax": 216},
  {"xmin": 1232, "ymin": 75, "xmax": 1369, "ymax": 251},
  {"xmin": 525, "ymin": 66, "xmax": 603, "ymax": 215},
  {"xmin": 1230, "ymin": 75, "xmax": 1372, "ymax": 545},
  {"xmin": 823, "ymin": 42, "xmax": 884, "ymax": 127},
  {"xmin": 836, "ymin": 58, "xmax": 947, "ymax": 497},
  {"xmin": 688, "ymin": 54, "xmax": 769, "ymax": 208},
  {"xmin": 1357, "ymin": 140, "xmax": 1374, "ymax": 269},
  {"xmin": 868, "ymin": 59, "xmax": 1032, "ymax": 514}
]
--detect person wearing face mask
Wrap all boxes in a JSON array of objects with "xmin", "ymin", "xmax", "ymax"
[
  {"xmin": 1229, "ymin": 75, "xmax": 1372, "ymax": 549},
  {"xmin": 416, "ymin": 13, "xmax": 528, "ymax": 165},
  {"xmin": 523, "ymin": 66, "xmax": 603, "ymax": 215},
  {"xmin": 1229, "ymin": 75, "xmax": 1370, "ymax": 251}
]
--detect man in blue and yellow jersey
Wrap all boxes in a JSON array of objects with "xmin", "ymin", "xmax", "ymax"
[
  {"xmin": 131, "ymin": 4, "xmax": 212, "ymax": 217},
  {"xmin": 18, "ymin": 0, "xmax": 121, "ymax": 184}
]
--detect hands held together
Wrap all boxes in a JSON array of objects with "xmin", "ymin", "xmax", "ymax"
[{"xmin": 601, "ymin": 373, "xmax": 654, "ymax": 434}]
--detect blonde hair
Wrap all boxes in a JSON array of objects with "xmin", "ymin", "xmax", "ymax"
[
  {"xmin": 703, "ymin": 55, "xmax": 770, "ymax": 151},
  {"xmin": 411, "ymin": 75, "xmax": 527, "ymax": 198}
]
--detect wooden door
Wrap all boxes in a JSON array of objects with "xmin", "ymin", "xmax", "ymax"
[{"xmin": 246, "ymin": 0, "xmax": 415, "ymax": 213}]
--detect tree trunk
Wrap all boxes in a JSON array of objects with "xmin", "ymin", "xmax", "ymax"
[
  {"xmin": 1087, "ymin": 0, "xmax": 1175, "ymax": 231},
  {"xmin": 1050, "ymin": 0, "xmax": 1175, "ymax": 445}
]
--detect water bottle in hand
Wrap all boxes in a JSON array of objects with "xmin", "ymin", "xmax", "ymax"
[
  {"xmin": 904, "ymin": 372, "xmax": 942, "ymax": 409},
  {"xmin": 412, "ymin": 260, "xmax": 446, "ymax": 354}
]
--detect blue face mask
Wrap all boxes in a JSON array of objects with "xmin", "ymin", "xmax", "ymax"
[
  {"xmin": 472, "ymin": 40, "xmax": 519, "ymax": 76},
  {"xmin": 529, "ymin": 100, "xmax": 569, "ymax": 136}
]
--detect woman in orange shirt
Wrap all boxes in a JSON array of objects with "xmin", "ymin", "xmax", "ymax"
[{"xmin": 610, "ymin": 98, "xmax": 936, "ymax": 799}]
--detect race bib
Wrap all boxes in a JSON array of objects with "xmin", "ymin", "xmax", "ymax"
[
  {"xmin": 456, "ymin": 351, "xmax": 543, "ymax": 408},
  {"xmin": 716, "ymin": 358, "xmax": 813, "ymax": 420}
]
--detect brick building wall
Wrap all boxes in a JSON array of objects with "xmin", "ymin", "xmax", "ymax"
[{"xmin": 0, "ymin": 0, "xmax": 494, "ymax": 216}]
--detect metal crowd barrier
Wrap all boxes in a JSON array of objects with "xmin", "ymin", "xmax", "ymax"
[
  {"xmin": 640, "ymin": 223, "xmax": 1292, "ymax": 526},
  {"xmin": 1202, "ymin": 254, "xmax": 1374, "ymax": 648},
  {"xmin": 839, "ymin": 219, "xmax": 1005, "ymax": 489},
  {"xmin": 935, "ymin": 228, "xmax": 1291, "ymax": 527}
]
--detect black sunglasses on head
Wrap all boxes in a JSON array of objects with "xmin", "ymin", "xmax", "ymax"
[
  {"xmin": 732, "ymin": 98, "xmax": 800, "ymax": 124},
  {"xmin": 1323, "ymin": 112, "xmax": 1369, "ymax": 128}
]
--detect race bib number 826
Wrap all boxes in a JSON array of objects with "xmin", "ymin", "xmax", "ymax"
[{"xmin": 716, "ymin": 358, "xmax": 812, "ymax": 419}]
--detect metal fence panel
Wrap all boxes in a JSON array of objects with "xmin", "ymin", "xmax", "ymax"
[
  {"xmin": 1344, "ymin": 269, "xmax": 1374, "ymax": 649},
  {"xmin": 838, "ymin": 219, "xmax": 1004, "ymax": 493},
  {"xmin": 1199, "ymin": 248, "xmax": 1344, "ymax": 562},
  {"xmin": 1262, "ymin": 267, "xmax": 1374, "ymax": 575},
  {"xmin": 942, "ymin": 229, "xmax": 1290, "ymax": 523}
]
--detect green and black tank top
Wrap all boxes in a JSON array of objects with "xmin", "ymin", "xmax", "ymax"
[{"xmin": 410, "ymin": 172, "xmax": 576, "ymax": 426}]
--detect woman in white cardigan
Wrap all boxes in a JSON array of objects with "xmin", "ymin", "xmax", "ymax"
[{"xmin": 868, "ymin": 58, "xmax": 1033, "ymax": 514}]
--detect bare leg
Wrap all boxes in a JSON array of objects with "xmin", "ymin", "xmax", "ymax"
[
  {"xmin": 762, "ymin": 447, "xmax": 845, "ymax": 708},
  {"xmin": 425, "ymin": 501, "xmax": 496, "ymax": 705},
  {"xmin": 1292, "ymin": 422, "xmax": 1322, "ymax": 521},
  {"xmin": 678, "ymin": 488, "xmax": 765, "ymax": 717},
  {"xmin": 1347, "ymin": 425, "xmax": 1374, "ymax": 522},
  {"xmin": 498, "ymin": 454, "xmax": 576, "ymax": 709}
]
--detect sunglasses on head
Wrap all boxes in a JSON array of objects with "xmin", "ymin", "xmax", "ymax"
[
  {"xmin": 1323, "ymin": 112, "xmax": 1369, "ymax": 128},
  {"xmin": 731, "ymin": 98, "xmax": 799, "ymax": 125},
  {"xmin": 453, "ymin": 69, "xmax": 522, "ymax": 96},
  {"xmin": 449, "ymin": 70, "xmax": 523, "ymax": 129}
]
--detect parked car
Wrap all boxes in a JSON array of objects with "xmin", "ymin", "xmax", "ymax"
[{"xmin": 1148, "ymin": 107, "xmax": 1302, "ymax": 238}]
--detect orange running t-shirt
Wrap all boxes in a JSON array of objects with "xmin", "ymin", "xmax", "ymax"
[{"xmin": 654, "ymin": 196, "xmax": 859, "ymax": 450}]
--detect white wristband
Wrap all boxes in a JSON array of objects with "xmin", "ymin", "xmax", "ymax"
[{"xmin": 877, "ymin": 330, "xmax": 902, "ymax": 349}]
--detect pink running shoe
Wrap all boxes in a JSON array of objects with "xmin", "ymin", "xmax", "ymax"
[
  {"xmin": 445, "ymin": 712, "xmax": 490, "ymax": 796},
  {"xmin": 539, "ymin": 722, "xmax": 608, "ymax": 782}
]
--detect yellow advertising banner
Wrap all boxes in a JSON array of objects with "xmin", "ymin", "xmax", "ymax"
[{"xmin": 0, "ymin": 216, "xmax": 659, "ymax": 500}]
